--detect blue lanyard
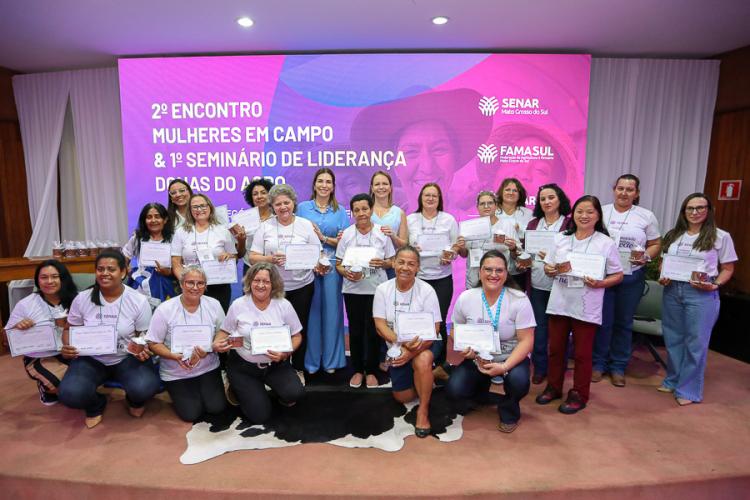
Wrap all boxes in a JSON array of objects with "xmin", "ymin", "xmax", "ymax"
[{"xmin": 481, "ymin": 287, "xmax": 505, "ymax": 331}]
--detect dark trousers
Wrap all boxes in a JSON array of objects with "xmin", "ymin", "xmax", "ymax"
[
  {"xmin": 511, "ymin": 271, "xmax": 529, "ymax": 291},
  {"xmin": 58, "ymin": 356, "xmax": 160, "ymax": 417},
  {"xmin": 226, "ymin": 350, "xmax": 304, "ymax": 424},
  {"xmin": 343, "ymin": 293, "xmax": 378, "ymax": 374},
  {"xmin": 286, "ymin": 282, "xmax": 315, "ymax": 372},
  {"xmin": 446, "ymin": 358, "xmax": 530, "ymax": 424},
  {"xmin": 548, "ymin": 315, "xmax": 597, "ymax": 403},
  {"xmin": 424, "ymin": 275, "xmax": 452, "ymax": 366},
  {"xmin": 529, "ymin": 288, "xmax": 552, "ymax": 376},
  {"xmin": 205, "ymin": 283, "xmax": 232, "ymax": 313},
  {"xmin": 163, "ymin": 368, "xmax": 227, "ymax": 422}
]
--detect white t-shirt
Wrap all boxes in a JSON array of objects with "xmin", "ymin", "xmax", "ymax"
[
  {"xmin": 173, "ymin": 212, "xmax": 187, "ymax": 230},
  {"xmin": 145, "ymin": 295, "xmax": 224, "ymax": 381},
  {"xmin": 221, "ymin": 295, "xmax": 302, "ymax": 364},
  {"xmin": 665, "ymin": 229, "xmax": 738, "ymax": 278},
  {"xmin": 544, "ymin": 232, "xmax": 623, "ymax": 325},
  {"xmin": 68, "ymin": 287, "xmax": 152, "ymax": 366},
  {"xmin": 373, "ymin": 278, "xmax": 443, "ymax": 340},
  {"xmin": 171, "ymin": 224, "xmax": 237, "ymax": 266},
  {"xmin": 464, "ymin": 218, "xmax": 515, "ymax": 289},
  {"xmin": 407, "ymin": 211, "xmax": 459, "ymax": 280},
  {"xmin": 451, "ymin": 287, "xmax": 536, "ymax": 360},
  {"xmin": 496, "ymin": 206, "xmax": 534, "ymax": 275},
  {"xmin": 250, "ymin": 216, "xmax": 321, "ymax": 291},
  {"xmin": 603, "ymin": 204, "xmax": 661, "ymax": 272},
  {"xmin": 336, "ymin": 224, "xmax": 396, "ymax": 295},
  {"xmin": 529, "ymin": 216, "xmax": 565, "ymax": 291},
  {"xmin": 5, "ymin": 293, "xmax": 66, "ymax": 358}
]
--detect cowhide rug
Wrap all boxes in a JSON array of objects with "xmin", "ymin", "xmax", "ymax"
[{"xmin": 181, "ymin": 388, "xmax": 465, "ymax": 464}]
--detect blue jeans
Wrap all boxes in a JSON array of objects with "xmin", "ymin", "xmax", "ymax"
[
  {"xmin": 593, "ymin": 268, "xmax": 646, "ymax": 374},
  {"xmin": 661, "ymin": 282, "xmax": 720, "ymax": 402},
  {"xmin": 305, "ymin": 271, "xmax": 346, "ymax": 373},
  {"xmin": 445, "ymin": 358, "xmax": 530, "ymax": 424},
  {"xmin": 529, "ymin": 287, "xmax": 551, "ymax": 376},
  {"xmin": 58, "ymin": 356, "xmax": 160, "ymax": 417}
]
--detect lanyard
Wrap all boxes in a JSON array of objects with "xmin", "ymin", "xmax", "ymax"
[
  {"xmin": 570, "ymin": 234, "xmax": 594, "ymax": 254},
  {"xmin": 392, "ymin": 282, "xmax": 415, "ymax": 324},
  {"xmin": 180, "ymin": 297, "xmax": 205, "ymax": 325},
  {"xmin": 541, "ymin": 215, "xmax": 562, "ymax": 231},
  {"xmin": 675, "ymin": 234, "xmax": 695, "ymax": 257},
  {"xmin": 606, "ymin": 206, "xmax": 633, "ymax": 231},
  {"xmin": 420, "ymin": 213, "xmax": 439, "ymax": 233},
  {"xmin": 481, "ymin": 287, "xmax": 506, "ymax": 331},
  {"xmin": 354, "ymin": 226, "xmax": 374, "ymax": 247},
  {"xmin": 99, "ymin": 291, "xmax": 125, "ymax": 329}
]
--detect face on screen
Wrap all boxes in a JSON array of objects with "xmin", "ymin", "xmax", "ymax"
[{"xmin": 395, "ymin": 120, "xmax": 456, "ymax": 206}]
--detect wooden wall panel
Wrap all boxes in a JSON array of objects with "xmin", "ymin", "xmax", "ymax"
[{"xmin": 704, "ymin": 111, "xmax": 750, "ymax": 293}]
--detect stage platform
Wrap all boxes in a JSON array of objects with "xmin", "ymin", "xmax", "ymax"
[{"xmin": 1, "ymin": 345, "xmax": 749, "ymax": 499}]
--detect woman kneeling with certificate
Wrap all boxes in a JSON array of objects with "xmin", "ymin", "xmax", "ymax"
[
  {"xmin": 373, "ymin": 246, "xmax": 442, "ymax": 438},
  {"xmin": 446, "ymin": 250, "xmax": 536, "ymax": 433},
  {"xmin": 213, "ymin": 263, "xmax": 304, "ymax": 424},
  {"xmin": 58, "ymin": 250, "xmax": 159, "ymax": 429},
  {"xmin": 146, "ymin": 265, "xmax": 227, "ymax": 422}
]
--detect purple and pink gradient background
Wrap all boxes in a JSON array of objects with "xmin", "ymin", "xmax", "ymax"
[{"xmin": 119, "ymin": 53, "xmax": 590, "ymax": 296}]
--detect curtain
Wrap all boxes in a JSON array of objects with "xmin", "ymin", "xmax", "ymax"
[
  {"xmin": 59, "ymin": 100, "xmax": 86, "ymax": 241},
  {"xmin": 70, "ymin": 67, "xmax": 129, "ymax": 242},
  {"xmin": 585, "ymin": 58, "xmax": 720, "ymax": 230},
  {"xmin": 12, "ymin": 71, "xmax": 71, "ymax": 257}
]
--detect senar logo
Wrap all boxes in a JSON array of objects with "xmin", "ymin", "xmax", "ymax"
[
  {"xmin": 478, "ymin": 96, "xmax": 499, "ymax": 117},
  {"xmin": 476, "ymin": 144, "xmax": 498, "ymax": 164}
]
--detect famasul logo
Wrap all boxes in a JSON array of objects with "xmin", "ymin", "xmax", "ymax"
[
  {"xmin": 477, "ymin": 144, "xmax": 498, "ymax": 164},
  {"xmin": 478, "ymin": 96, "xmax": 499, "ymax": 116}
]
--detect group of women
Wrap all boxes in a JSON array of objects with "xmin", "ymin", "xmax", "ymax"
[{"xmin": 4, "ymin": 171, "xmax": 737, "ymax": 434}]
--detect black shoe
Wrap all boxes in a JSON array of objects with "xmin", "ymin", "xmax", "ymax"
[
  {"xmin": 535, "ymin": 386, "xmax": 562, "ymax": 405},
  {"xmin": 39, "ymin": 385, "xmax": 58, "ymax": 406},
  {"xmin": 558, "ymin": 391, "xmax": 587, "ymax": 415}
]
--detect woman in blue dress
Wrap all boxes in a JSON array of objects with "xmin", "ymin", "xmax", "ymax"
[{"xmin": 296, "ymin": 168, "xmax": 350, "ymax": 374}]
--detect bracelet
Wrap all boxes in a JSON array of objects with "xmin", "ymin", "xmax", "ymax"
[{"xmin": 500, "ymin": 362, "xmax": 509, "ymax": 376}]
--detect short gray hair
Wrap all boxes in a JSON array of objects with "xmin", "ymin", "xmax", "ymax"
[
  {"xmin": 268, "ymin": 184, "xmax": 298, "ymax": 213},
  {"xmin": 179, "ymin": 265, "xmax": 207, "ymax": 285}
]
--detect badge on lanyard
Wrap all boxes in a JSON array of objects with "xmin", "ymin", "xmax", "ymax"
[
  {"xmin": 197, "ymin": 248, "xmax": 215, "ymax": 263},
  {"xmin": 469, "ymin": 248, "xmax": 483, "ymax": 268},
  {"xmin": 567, "ymin": 276, "xmax": 584, "ymax": 288}
]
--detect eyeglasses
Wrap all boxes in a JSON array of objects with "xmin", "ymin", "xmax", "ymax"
[
  {"xmin": 481, "ymin": 267, "xmax": 506, "ymax": 275},
  {"xmin": 685, "ymin": 206, "xmax": 708, "ymax": 213},
  {"xmin": 183, "ymin": 280, "xmax": 206, "ymax": 289},
  {"xmin": 190, "ymin": 204, "xmax": 209, "ymax": 211}
]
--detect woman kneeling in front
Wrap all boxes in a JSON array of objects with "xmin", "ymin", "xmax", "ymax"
[
  {"xmin": 373, "ymin": 246, "xmax": 442, "ymax": 438},
  {"xmin": 213, "ymin": 263, "xmax": 304, "ymax": 424},
  {"xmin": 58, "ymin": 250, "xmax": 159, "ymax": 429},
  {"xmin": 446, "ymin": 250, "xmax": 535, "ymax": 433},
  {"xmin": 146, "ymin": 265, "xmax": 227, "ymax": 422}
]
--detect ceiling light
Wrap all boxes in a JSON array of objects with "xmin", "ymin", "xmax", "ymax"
[
  {"xmin": 237, "ymin": 16, "xmax": 254, "ymax": 28},
  {"xmin": 432, "ymin": 16, "xmax": 449, "ymax": 25}
]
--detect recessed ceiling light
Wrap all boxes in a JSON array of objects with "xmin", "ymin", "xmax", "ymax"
[
  {"xmin": 432, "ymin": 16, "xmax": 449, "ymax": 25},
  {"xmin": 237, "ymin": 16, "xmax": 254, "ymax": 28}
]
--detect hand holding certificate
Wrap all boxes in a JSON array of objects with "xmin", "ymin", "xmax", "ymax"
[
  {"xmin": 284, "ymin": 244, "xmax": 321, "ymax": 270},
  {"xmin": 341, "ymin": 246, "xmax": 379, "ymax": 268},
  {"xmin": 660, "ymin": 254, "xmax": 703, "ymax": 282},
  {"xmin": 202, "ymin": 259, "xmax": 238, "ymax": 285},
  {"xmin": 417, "ymin": 233, "xmax": 450, "ymax": 257},
  {"xmin": 139, "ymin": 241, "xmax": 172, "ymax": 267},
  {"xmin": 232, "ymin": 209, "xmax": 260, "ymax": 233},
  {"xmin": 395, "ymin": 312, "xmax": 437, "ymax": 343},
  {"xmin": 568, "ymin": 252, "xmax": 606, "ymax": 280},
  {"xmin": 249, "ymin": 325, "xmax": 293, "ymax": 355},
  {"xmin": 69, "ymin": 325, "xmax": 117, "ymax": 356},
  {"xmin": 171, "ymin": 325, "xmax": 214, "ymax": 354},
  {"xmin": 524, "ymin": 230, "xmax": 557, "ymax": 255},
  {"xmin": 453, "ymin": 323, "xmax": 494, "ymax": 353},
  {"xmin": 459, "ymin": 217, "xmax": 492, "ymax": 241},
  {"xmin": 6, "ymin": 324, "xmax": 58, "ymax": 357}
]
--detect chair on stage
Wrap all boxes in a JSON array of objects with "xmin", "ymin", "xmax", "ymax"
[{"xmin": 632, "ymin": 280, "xmax": 667, "ymax": 369}]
